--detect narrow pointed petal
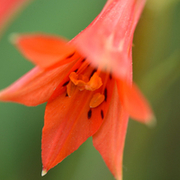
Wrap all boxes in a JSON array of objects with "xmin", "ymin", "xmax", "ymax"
[
  {"xmin": 0, "ymin": 0, "xmax": 30, "ymax": 37},
  {"xmin": 12, "ymin": 34, "xmax": 76, "ymax": 69},
  {"xmin": 74, "ymin": 0, "xmax": 146, "ymax": 78},
  {"xmin": 42, "ymin": 74, "xmax": 115, "ymax": 172},
  {"xmin": 42, "ymin": 90, "xmax": 103, "ymax": 172},
  {"xmin": 93, "ymin": 84, "xmax": 129, "ymax": 180},
  {"xmin": 116, "ymin": 78, "xmax": 153, "ymax": 124},
  {"xmin": 0, "ymin": 61, "xmax": 76, "ymax": 106}
]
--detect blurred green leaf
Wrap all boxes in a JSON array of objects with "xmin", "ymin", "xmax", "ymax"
[{"xmin": 140, "ymin": 50, "xmax": 180, "ymax": 101}]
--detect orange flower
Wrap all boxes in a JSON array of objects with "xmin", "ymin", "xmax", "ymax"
[{"xmin": 0, "ymin": 0, "xmax": 154, "ymax": 179}]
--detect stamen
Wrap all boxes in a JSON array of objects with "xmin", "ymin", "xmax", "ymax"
[
  {"xmin": 69, "ymin": 72, "xmax": 88, "ymax": 91},
  {"xmin": 65, "ymin": 63, "xmax": 105, "ymax": 106},
  {"xmin": 85, "ymin": 72, "xmax": 103, "ymax": 91},
  {"xmin": 69, "ymin": 72, "xmax": 103, "ymax": 92},
  {"xmin": 90, "ymin": 93, "xmax": 105, "ymax": 108},
  {"xmin": 69, "ymin": 72, "xmax": 78, "ymax": 83}
]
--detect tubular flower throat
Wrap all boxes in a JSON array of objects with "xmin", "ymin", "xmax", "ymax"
[{"xmin": 0, "ymin": 0, "xmax": 154, "ymax": 180}]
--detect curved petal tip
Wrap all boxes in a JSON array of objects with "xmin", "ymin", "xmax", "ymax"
[
  {"xmin": 41, "ymin": 169, "xmax": 47, "ymax": 176},
  {"xmin": 145, "ymin": 115, "xmax": 157, "ymax": 128},
  {"xmin": 9, "ymin": 32, "xmax": 19, "ymax": 44}
]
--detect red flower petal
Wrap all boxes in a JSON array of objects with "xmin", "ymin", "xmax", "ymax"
[
  {"xmin": 42, "ymin": 73, "xmax": 115, "ymax": 173},
  {"xmin": 42, "ymin": 90, "xmax": 103, "ymax": 172},
  {"xmin": 13, "ymin": 34, "xmax": 76, "ymax": 69},
  {"xmin": 116, "ymin": 78, "xmax": 154, "ymax": 124},
  {"xmin": 93, "ymin": 84, "xmax": 129, "ymax": 180},
  {"xmin": 0, "ymin": 0, "xmax": 30, "ymax": 37},
  {"xmin": 0, "ymin": 61, "xmax": 76, "ymax": 106},
  {"xmin": 74, "ymin": 0, "xmax": 146, "ymax": 78}
]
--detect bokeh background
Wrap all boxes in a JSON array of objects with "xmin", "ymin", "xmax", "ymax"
[{"xmin": 0, "ymin": 0, "xmax": 180, "ymax": 179}]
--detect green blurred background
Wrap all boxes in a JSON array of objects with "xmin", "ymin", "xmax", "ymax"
[{"xmin": 0, "ymin": 0, "xmax": 180, "ymax": 179}]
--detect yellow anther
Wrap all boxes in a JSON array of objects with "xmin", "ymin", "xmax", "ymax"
[
  {"xmin": 69, "ymin": 72, "xmax": 88, "ymax": 91},
  {"xmin": 69, "ymin": 72, "xmax": 79, "ymax": 85},
  {"xmin": 68, "ymin": 71, "xmax": 103, "ymax": 95},
  {"xmin": 90, "ymin": 93, "xmax": 105, "ymax": 108},
  {"xmin": 85, "ymin": 72, "xmax": 103, "ymax": 91}
]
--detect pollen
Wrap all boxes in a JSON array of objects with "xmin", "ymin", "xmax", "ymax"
[
  {"xmin": 69, "ymin": 72, "xmax": 88, "ymax": 91},
  {"xmin": 85, "ymin": 72, "xmax": 103, "ymax": 91},
  {"xmin": 67, "ymin": 71, "xmax": 104, "ymax": 108},
  {"xmin": 69, "ymin": 71, "xmax": 103, "ymax": 92},
  {"xmin": 90, "ymin": 93, "xmax": 105, "ymax": 108}
]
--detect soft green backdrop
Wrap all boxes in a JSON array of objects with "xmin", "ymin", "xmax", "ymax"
[{"xmin": 0, "ymin": 0, "xmax": 180, "ymax": 180}]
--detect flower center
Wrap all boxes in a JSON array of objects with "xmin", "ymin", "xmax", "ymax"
[{"xmin": 66, "ymin": 71, "xmax": 105, "ymax": 108}]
